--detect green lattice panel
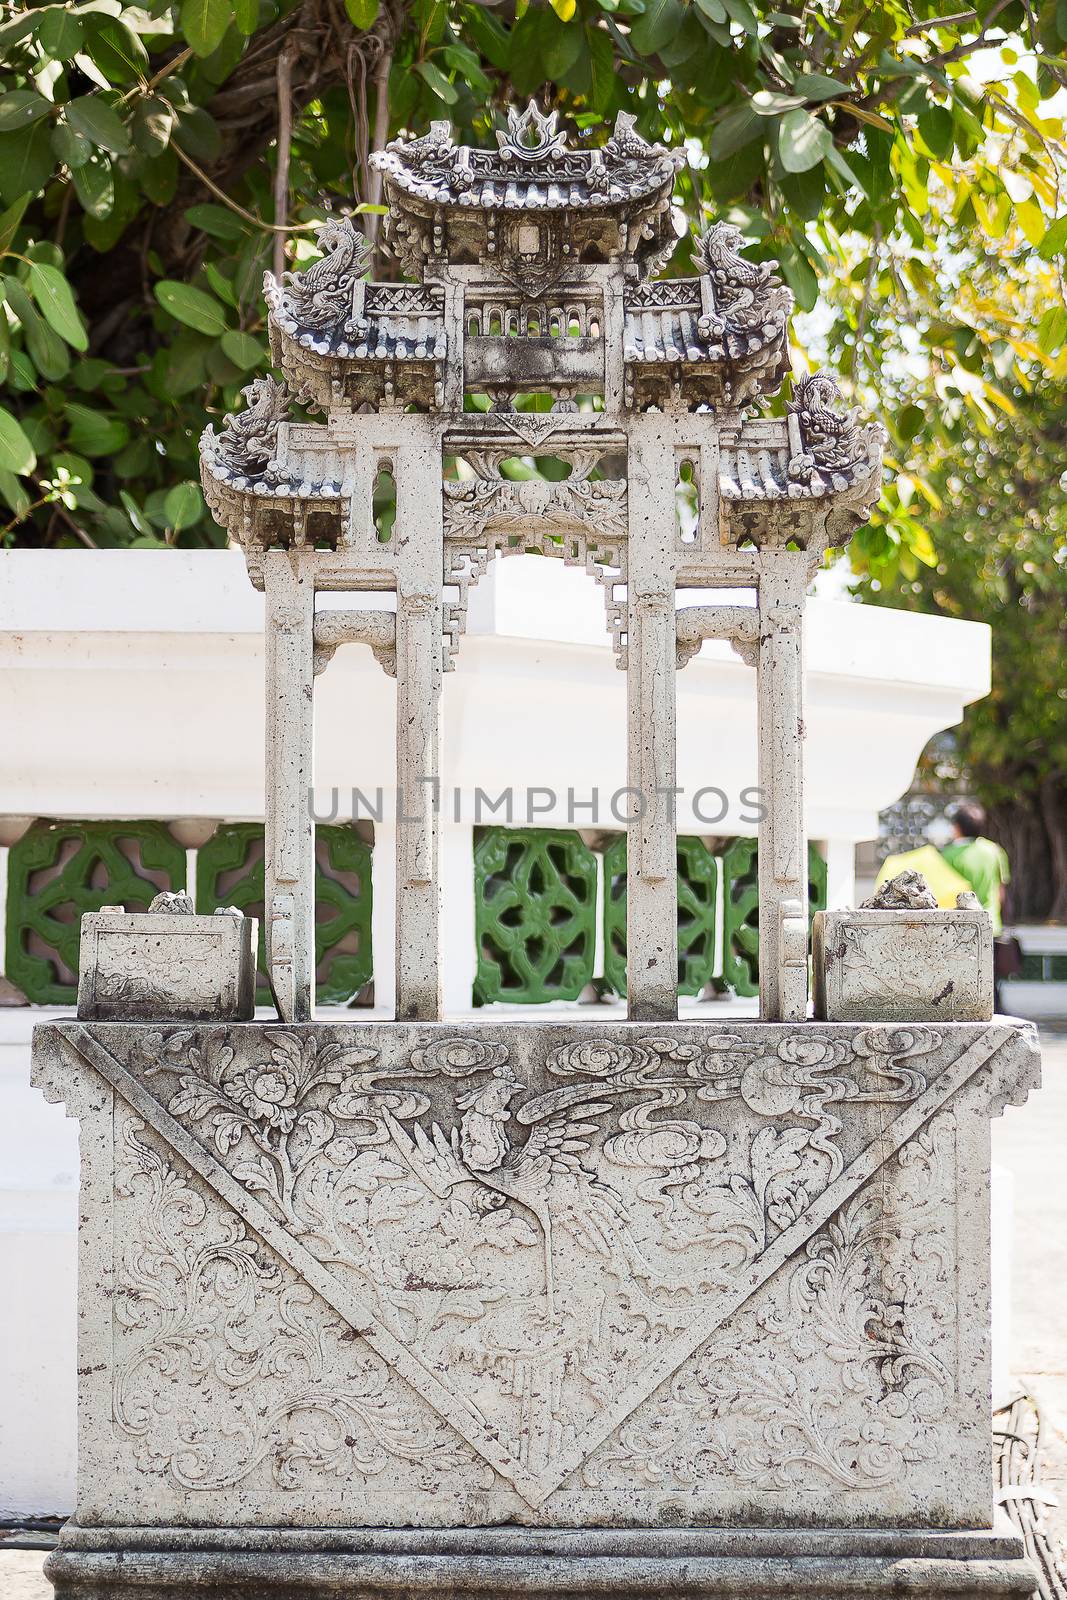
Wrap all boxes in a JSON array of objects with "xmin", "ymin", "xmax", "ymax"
[
  {"xmin": 195, "ymin": 823, "xmax": 372, "ymax": 1006},
  {"xmin": 5, "ymin": 820, "xmax": 187, "ymax": 1004},
  {"xmin": 721, "ymin": 838, "xmax": 828, "ymax": 998},
  {"xmin": 473, "ymin": 827, "xmax": 597, "ymax": 1004},
  {"xmin": 602, "ymin": 835, "xmax": 720, "ymax": 998}
]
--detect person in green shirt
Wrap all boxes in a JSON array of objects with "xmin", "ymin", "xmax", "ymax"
[
  {"xmin": 943, "ymin": 800, "xmax": 1012, "ymax": 1011},
  {"xmin": 943, "ymin": 801, "xmax": 1011, "ymax": 933}
]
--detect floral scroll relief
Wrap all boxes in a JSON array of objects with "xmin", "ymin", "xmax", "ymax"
[
  {"xmin": 113, "ymin": 1111, "xmax": 478, "ymax": 1493},
  {"xmin": 583, "ymin": 1114, "xmax": 956, "ymax": 1498},
  {"xmin": 123, "ymin": 1023, "xmax": 946, "ymax": 1489}
]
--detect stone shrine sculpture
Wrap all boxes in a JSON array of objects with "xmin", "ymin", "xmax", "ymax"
[{"xmin": 33, "ymin": 103, "xmax": 1039, "ymax": 1599}]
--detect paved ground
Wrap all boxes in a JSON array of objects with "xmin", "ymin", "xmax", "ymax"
[
  {"xmin": 3, "ymin": 1022, "xmax": 1064, "ymax": 1600},
  {"xmin": 0, "ymin": 1550, "xmax": 50, "ymax": 1598},
  {"xmin": 992, "ymin": 1021, "xmax": 1067, "ymax": 1553}
]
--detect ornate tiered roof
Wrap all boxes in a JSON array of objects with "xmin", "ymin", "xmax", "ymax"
[
  {"xmin": 371, "ymin": 103, "xmax": 684, "ymax": 278},
  {"xmin": 202, "ymin": 102, "xmax": 883, "ymax": 569}
]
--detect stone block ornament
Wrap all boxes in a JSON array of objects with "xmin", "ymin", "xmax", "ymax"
[
  {"xmin": 34, "ymin": 103, "xmax": 1040, "ymax": 1600},
  {"xmin": 812, "ymin": 873, "xmax": 995, "ymax": 1023},
  {"xmin": 76, "ymin": 893, "xmax": 257, "ymax": 1022}
]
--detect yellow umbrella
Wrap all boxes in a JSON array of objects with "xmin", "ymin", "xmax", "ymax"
[{"xmin": 875, "ymin": 845, "xmax": 974, "ymax": 909}]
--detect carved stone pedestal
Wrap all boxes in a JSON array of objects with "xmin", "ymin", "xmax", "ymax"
[
  {"xmin": 33, "ymin": 1017, "xmax": 1039, "ymax": 1600},
  {"xmin": 45, "ymin": 1523, "xmax": 1037, "ymax": 1599}
]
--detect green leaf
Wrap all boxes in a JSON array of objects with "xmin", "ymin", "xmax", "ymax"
[
  {"xmin": 778, "ymin": 245, "xmax": 818, "ymax": 310},
  {"xmin": 751, "ymin": 89, "xmax": 805, "ymax": 115},
  {"xmin": 162, "ymin": 330, "xmax": 211, "ymax": 395},
  {"xmin": 65, "ymin": 95, "xmax": 129, "ymax": 156},
  {"xmin": 0, "ymin": 465, "xmax": 30, "ymax": 517},
  {"xmin": 1037, "ymin": 304, "xmax": 1067, "ymax": 355},
  {"xmin": 233, "ymin": 0, "xmax": 259, "ymax": 31},
  {"xmin": 184, "ymin": 201, "xmax": 245, "ymax": 239},
  {"xmin": 37, "ymin": 8, "xmax": 84, "ymax": 60},
  {"xmin": 792, "ymin": 72, "xmax": 849, "ymax": 100},
  {"xmin": 583, "ymin": 24, "xmax": 614, "ymax": 111},
  {"xmin": 542, "ymin": 14, "xmax": 584, "ymax": 74},
  {"xmin": 414, "ymin": 60, "xmax": 458, "ymax": 102},
  {"xmin": 0, "ymin": 405, "xmax": 36, "ymax": 475},
  {"xmin": 708, "ymin": 102, "xmax": 762, "ymax": 161},
  {"xmin": 84, "ymin": 16, "xmax": 149, "ymax": 84},
  {"xmin": 0, "ymin": 122, "xmax": 56, "ymax": 203},
  {"xmin": 917, "ymin": 106, "xmax": 954, "ymax": 160},
  {"xmin": 0, "ymin": 192, "xmax": 29, "ymax": 256},
  {"xmin": 220, "ymin": 328, "xmax": 263, "ymax": 369},
  {"xmin": 173, "ymin": 106, "xmax": 221, "ymax": 163},
  {"xmin": 777, "ymin": 107, "xmax": 832, "ymax": 173},
  {"xmin": 344, "ymin": 0, "xmax": 379, "ymax": 23},
  {"xmin": 0, "ymin": 11, "xmax": 38, "ymax": 50},
  {"xmin": 66, "ymin": 401, "xmax": 130, "ymax": 456},
  {"xmin": 630, "ymin": 0, "xmax": 683, "ymax": 53},
  {"xmin": 132, "ymin": 95, "xmax": 174, "ymax": 157},
  {"xmin": 3, "ymin": 273, "xmax": 69, "ymax": 379},
  {"xmin": 204, "ymin": 260, "xmax": 237, "ymax": 305},
  {"xmin": 897, "ymin": 403, "xmax": 924, "ymax": 441},
  {"xmin": 694, "ymin": 0, "xmax": 727, "ymax": 20},
  {"xmin": 1038, "ymin": 214, "xmax": 1067, "ymax": 260},
  {"xmin": 180, "ymin": 0, "xmax": 232, "ymax": 56},
  {"xmin": 154, "ymin": 279, "xmax": 229, "ymax": 335},
  {"xmin": 52, "ymin": 121, "xmax": 91, "ymax": 168},
  {"xmin": 720, "ymin": 0, "xmax": 757, "ymax": 28},
  {"xmin": 0, "ymin": 92, "xmax": 53, "ymax": 134},
  {"xmin": 6, "ymin": 346, "xmax": 35, "ymax": 391},
  {"xmin": 163, "ymin": 480, "xmax": 205, "ymax": 529},
  {"xmin": 70, "ymin": 154, "xmax": 114, "ymax": 218},
  {"xmin": 28, "ymin": 261, "xmax": 87, "ymax": 351},
  {"xmin": 139, "ymin": 147, "xmax": 177, "ymax": 206}
]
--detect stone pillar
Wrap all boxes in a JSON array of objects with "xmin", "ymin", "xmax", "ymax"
[
  {"xmin": 262, "ymin": 550, "xmax": 316, "ymax": 1022},
  {"xmin": 393, "ymin": 439, "xmax": 443, "ymax": 1020},
  {"xmin": 369, "ymin": 815, "xmax": 396, "ymax": 1014},
  {"xmin": 756, "ymin": 562, "xmax": 807, "ymax": 1021},
  {"xmin": 440, "ymin": 818, "xmax": 477, "ymax": 1015},
  {"xmin": 625, "ymin": 421, "xmax": 678, "ymax": 1021}
]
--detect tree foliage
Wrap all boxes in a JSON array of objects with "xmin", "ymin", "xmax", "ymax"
[
  {"xmin": 0, "ymin": 0, "xmax": 1065, "ymax": 548},
  {"xmin": 855, "ymin": 380, "xmax": 1067, "ymax": 920}
]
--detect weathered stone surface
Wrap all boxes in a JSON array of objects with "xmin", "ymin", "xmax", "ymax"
[
  {"xmin": 43, "ymin": 1523, "xmax": 1039, "ymax": 1599},
  {"xmin": 812, "ymin": 908, "xmax": 994, "ymax": 1023},
  {"xmin": 76, "ymin": 910, "xmax": 257, "ymax": 1022},
  {"xmin": 197, "ymin": 103, "xmax": 885, "ymax": 1027},
  {"xmin": 33, "ymin": 1017, "xmax": 1036, "ymax": 1538},
  {"xmin": 35, "ymin": 100, "xmax": 1039, "ymax": 1600}
]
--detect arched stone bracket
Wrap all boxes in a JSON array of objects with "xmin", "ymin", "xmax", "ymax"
[{"xmin": 313, "ymin": 609, "xmax": 397, "ymax": 677}]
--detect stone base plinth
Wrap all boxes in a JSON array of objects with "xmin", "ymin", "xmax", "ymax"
[{"xmin": 46, "ymin": 1525, "xmax": 1038, "ymax": 1599}]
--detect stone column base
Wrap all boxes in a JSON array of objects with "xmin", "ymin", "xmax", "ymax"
[{"xmin": 46, "ymin": 1524, "xmax": 1038, "ymax": 1599}]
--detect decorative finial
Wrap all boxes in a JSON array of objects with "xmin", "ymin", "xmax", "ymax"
[
  {"xmin": 861, "ymin": 871, "xmax": 939, "ymax": 911},
  {"xmin": 271, "ymin": 216, "xmax": 371, "ymax": 342},
  {"xmin": 787, "ymin": 373, "xmax": 870, "ymax": 488},
  {"xmin": 497, "ymin": 101, "xmax": 568, "ymax": 162},
  {"xmin": 208, "ymin": 376, "xmax": 289, "ymax": 483}
]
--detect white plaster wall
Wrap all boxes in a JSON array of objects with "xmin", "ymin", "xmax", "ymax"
[{"xmin": 0, "ymin": 548, "xmax": 994, "ymax": 1515}]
